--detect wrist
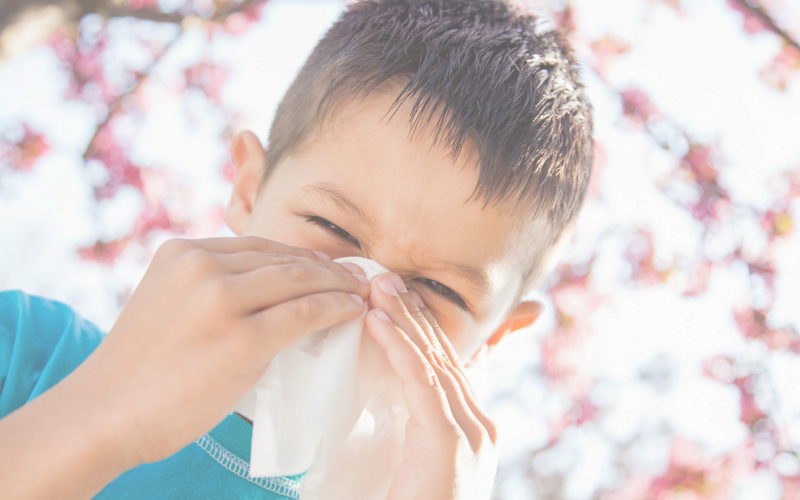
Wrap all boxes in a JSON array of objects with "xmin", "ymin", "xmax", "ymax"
[{"xmin": 62, "ymin": 346, "xmax": 147, "ymax": 475}]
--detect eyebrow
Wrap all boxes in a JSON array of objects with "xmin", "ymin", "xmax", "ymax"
[
  {"xmin": 302, "ymin": 182, "xmax": 373, "ymax": 228},
  {"xmin": 444, "ymin": 262, "xmax": 491, "ymax": 305}
]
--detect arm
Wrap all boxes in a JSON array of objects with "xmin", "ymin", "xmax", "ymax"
[
  {"xmin": 0, "ymin": 236, "xmax": 370, "ymax": 500},
  {"xmin": 0, "ymin": 358, "xmax": 135, "ymax": 500}
]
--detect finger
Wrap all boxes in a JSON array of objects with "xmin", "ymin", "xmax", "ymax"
[
  {"xmin": 369, "ymin": 274, "xmax": 442, "ymax": 365},
  {"xmin": 439, "ymin": 356, "xmax": 498, "ymax": 446},
  {"xmin": 160, "ymin": 236, "xmax": 331, "ymax": 261},
  {"xmin": 417, "ymin": 304, "xmax": 466, "ymax": 373},
  {"xmin": 211, "ymin": 252, "xmax": 368, "ymax": 281},
  {"xmin": 429, "ymin": 358, "xmax": 491, "ymax": 452},
  {"xmin": 402, "ymin": 290, "xmax": 450, "ymax": 364},
  {"xmin": 397, "ymin": 290, "xmax": 496, "ymax": 441},
  {"xmin": 367, "ymin": 309, "xmax": 489, "ymax": 451},
  {"xmin": 208, "ymin": 252, "xmax": 311, "ymax": 274},
  {"xmin": 367, "ymin": 279, "xmax": 491, "ymax": 450},
  {"xmin": 394, "ymin": 298, "xmax": 491, "ymax": 450},
  {"xmin": 365, "ymin": 309, "xmax": 456, "ymax": 431},
  {"xmin": 224, "ymin": 261, "xmax": 371, "ymax": 313},
  {"xmin": 415, "ymin": 304, "xmax": 498, "ymax": 443},
  {"xmin": 245, "ymin": 291, "xmax": 365, "ymax": 357}
]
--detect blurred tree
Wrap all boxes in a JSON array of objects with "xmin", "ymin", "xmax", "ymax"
[
  {"xmin": 1, "ymin": 0, "xmax": 800, "ymax": 499},
  {"xmin": 0, "ymin": 0, "xmax": 260, "ymax": 49}
]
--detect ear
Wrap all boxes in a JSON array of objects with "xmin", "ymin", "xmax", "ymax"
[
  {"xmin": 466, "ymin": 300, "xmax": 542, "ymax": 366},
  {"xmin": 225, "ymin": 131, "xmax": 266, "ymax": 235},
  {"xmin": 487, "ymin": 300, "xmax": 542, "ymax": 347}
]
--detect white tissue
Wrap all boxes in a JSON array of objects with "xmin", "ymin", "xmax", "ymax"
[{"xmin": 233, "ymin": 257, "xmax": 408, "ymax": 500}]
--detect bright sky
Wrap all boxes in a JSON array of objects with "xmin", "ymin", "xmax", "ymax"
[{"xmin": 1, "ymin": 0, "xmax": 799, "ymax": 498}]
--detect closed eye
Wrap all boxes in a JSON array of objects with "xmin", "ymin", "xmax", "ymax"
[
  {"xmin": 306, "ymin": 216, "xmax": 466, "ymax": 311},
  {"xmin": 417, "ymin": 278, "xmax": 468, "ymax": 312},
  {"xmin": 305, "ymin": 216, "xmax": 360, "ymax": 247}
]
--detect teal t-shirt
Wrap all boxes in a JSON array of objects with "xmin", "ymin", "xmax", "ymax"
[{"xmin": 0, "ymin": 290, "xmax": 302, "ymax": 499}]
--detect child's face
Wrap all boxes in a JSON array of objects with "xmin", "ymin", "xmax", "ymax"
[{"xmin": 226, "ymin": 91, "xmax": 540, "ymax": 361}]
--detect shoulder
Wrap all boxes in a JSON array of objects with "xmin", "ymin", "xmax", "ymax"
[{"xmin": 0, "ymin": 290, "xmax": 106, "ymax": 418}]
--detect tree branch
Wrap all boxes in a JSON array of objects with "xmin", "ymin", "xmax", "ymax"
[
  {"xmin": 732, "ymin": 0, "xmax": 800, "ymax": 51},
  {"xmin": 82, "ymin": 35, "xmax": 178, "ymax": 159},
  {"xmin": 103, "ymin": 6, "xmax": 185, "ymax": 24},
  {"xmin": 1, "ymin": 0, "xmax": 264, "ymax": 55},
  {"xmin": 104, "ymin": 0, "xmax": 262, "ymax": 24},
  {"xmin": 82, "ymin": 0, "xmax": 264, "ymax": 159}
]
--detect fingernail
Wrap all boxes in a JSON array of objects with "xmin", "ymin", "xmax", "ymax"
[
  {"xmin": 340, "ymin": 262, "xmax": 363, "ymax": 274},
  {"xmin": 410, "ymin": 290, "xmax": 425, "ymax": 308},
  {"xmin": 375, "ymin": 308, "xmax": 391, "ymax": 322},
  {"xmin": 389, "ymin": 274, "xmax": 408, "ymax": 293},
  {"xmin": 350, "ymin": 294, "xmax": 364, "ymax": 307},
  {"xmin": 314, "ymin": 251, "xmax": 332, "ymax": 261},
  {"xmin": 378, "ymin": 276, "xmax": 398, "ymax": 296},
  {"xmin": 353, "ymin": 273, "xmax": 370, "ymax": 285}
]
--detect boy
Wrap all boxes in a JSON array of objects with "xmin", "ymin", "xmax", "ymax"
[{"xmin": 0, "ymin": 0, "xmax": 592, "ymax": 498}]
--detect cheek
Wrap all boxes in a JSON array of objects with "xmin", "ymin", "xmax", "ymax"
[
  {"xmin": 243, "ymin": 201, "xmax": 310, "ymax": 247},
  {"xmin": 425, "ymin": 306, "xmax": 478, "ymax": 359},
  {"xmin": 244, "ymin": 213, "xmax": 299, "ymax": 244},
  {"xmin": 432, "ymin": 309, "xmax": 499, "ymax": 362},
  {"xmin": 411, "ymin": 288, "xmax": 491, "ymax": 360}
]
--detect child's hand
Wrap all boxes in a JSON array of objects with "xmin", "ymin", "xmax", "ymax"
[
  {"xmin": 0, "ymin": 236, "xmax": 372, "ymax": 500},
  {"xmin": 80, "ymin": 237, "xmax": 370, "ymax": 465},
  {"xmin": 365, "ymin": 273, "xmax": 499, "ymax": 500}
]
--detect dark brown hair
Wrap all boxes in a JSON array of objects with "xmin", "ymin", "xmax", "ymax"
[{"xmin": 264, "ymin": 0, "xmax": 593, "ymax": 287}]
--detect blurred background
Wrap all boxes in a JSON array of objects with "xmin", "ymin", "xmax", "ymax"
[{"xmin": 1, "ymin": 0, "xmax": 799, "ymax": 498}]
